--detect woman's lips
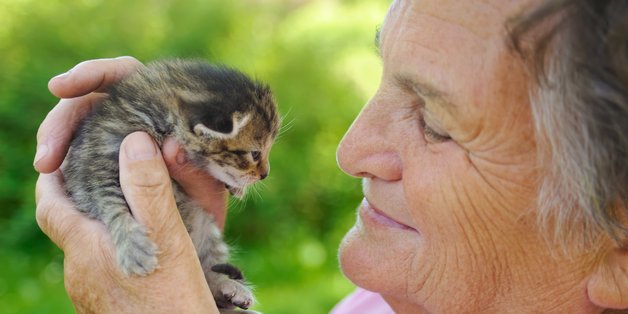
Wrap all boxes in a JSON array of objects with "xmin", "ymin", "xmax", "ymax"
[{"xmin": 359, "ymin": 198, "xmax": 416, "ymax": 231}]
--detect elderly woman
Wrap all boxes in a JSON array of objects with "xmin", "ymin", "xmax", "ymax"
[{"xmin": 34, "ymin": 0, "xmax": 627, "ymax": 313}]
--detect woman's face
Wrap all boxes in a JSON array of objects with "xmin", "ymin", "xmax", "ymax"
[{"xmin": 336, "ymin": 0, "xmax": 599, "ymax": 312}]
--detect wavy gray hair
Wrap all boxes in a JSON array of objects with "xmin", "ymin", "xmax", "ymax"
[{"xmin": 509, "ymin": 0, "xmax": 628, "ymax": 250}]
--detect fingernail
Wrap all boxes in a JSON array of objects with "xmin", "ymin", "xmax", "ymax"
[
  {"xmin": 33, "ymin": 144, "xmax": 49, "ymax": 167},
  {"xmin": 176, "ymin": 149, "xmax": 187, "ymax": 165},
  {"xmin": 125, "ymin": 133, "xmax": 157, "ymax": 160}
]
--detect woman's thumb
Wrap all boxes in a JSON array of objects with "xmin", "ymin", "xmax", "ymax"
[{"xmin": 118, "ymin": 132, "xmax": 189, "ymax": 245}]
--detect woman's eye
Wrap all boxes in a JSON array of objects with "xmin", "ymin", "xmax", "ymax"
[
  {"xmin": 419, "ymin": 112, "xmax": 451, "ymax": 143},
  {"xmin": 251, "ymin": 151, "xmax": 261, "ymax": 162}
]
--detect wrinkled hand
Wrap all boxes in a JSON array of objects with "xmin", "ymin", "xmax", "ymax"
[{"xmin": 34, "ymin": 57, "xmax": 228, "ymax": 313}]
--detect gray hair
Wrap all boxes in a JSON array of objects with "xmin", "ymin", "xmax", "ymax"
[{"xmin": 509, "ymin": 0, "xmax": 628, "ymax": 250}]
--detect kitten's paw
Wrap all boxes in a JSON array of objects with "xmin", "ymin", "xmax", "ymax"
[
  {"xmin": 214, "ymin": 279, "xmax": 254, "ymax": 310},
  {"xmin": 209, "ymin": 264, "xmax": 254, "ymax": 310},
  {"xmin": 116, "ymin": 227, "xmax": 159, "ymax": 276}
]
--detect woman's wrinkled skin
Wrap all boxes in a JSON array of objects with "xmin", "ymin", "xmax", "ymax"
[{"xmin": 336, "ymin": 0, "xmax": 625, "ymax": 312}]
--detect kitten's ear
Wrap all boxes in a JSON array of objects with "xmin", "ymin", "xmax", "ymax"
[{"xmin": 194, "ymin": 112, "xmax": 251, "ymax": 139}]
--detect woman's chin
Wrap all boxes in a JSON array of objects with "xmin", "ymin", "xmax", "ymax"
[
  {"xmin": 338, "ymin": 218, "xmax": 423, "ymax": 297},
  {"xmin": 338, "ymin": 225, "xmax": 377, "ymax": 291}
]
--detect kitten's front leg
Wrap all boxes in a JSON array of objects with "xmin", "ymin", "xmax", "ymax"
[
  {"xmin": 177, "ymin": 194, "xmax": 255, "ymax": 311},
  {"xmin": 100, "ymin": 199, "xmax": 159, "ymax": 276}
]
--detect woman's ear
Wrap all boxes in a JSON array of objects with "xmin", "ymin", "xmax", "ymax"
[{"xmin": 586, "ymin": 246, "xmax": 628, "ymax": 310}]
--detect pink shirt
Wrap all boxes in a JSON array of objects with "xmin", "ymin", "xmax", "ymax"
[{"xmin": 330, "ymin": 288, "xmax": 395, "ymax": 314}]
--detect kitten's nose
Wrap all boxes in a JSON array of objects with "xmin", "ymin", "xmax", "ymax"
[{"xmin": 259, "ymin": 172, "xmax": 268, "ymax": 180}]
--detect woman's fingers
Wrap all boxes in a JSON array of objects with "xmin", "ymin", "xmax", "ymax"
[
  {"xmin": 118, "ymin": 132, "xmax": 185, "ymax": 237},
  {"xmin": 48, "ymin": 56, "xmax": 142, "ymax": 99},
  {"xmin": 35, "ymin": 170, "xmax": 105, "ymax": 249},
  {"xmin": 161, "ymin": 137, "xmax": 229, "ymax": 230},
  {"xmin": 35, "ymin": 56, "xmax": 143, "ymax": 173},
  {"xmin": 34, "ymin": 93, "xmax": 106, "ymax": 173}
]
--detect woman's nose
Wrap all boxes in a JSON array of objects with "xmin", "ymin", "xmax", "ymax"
[{"xmin": 336, "ymin": 98, "xmax": 402, "ymax": 181}]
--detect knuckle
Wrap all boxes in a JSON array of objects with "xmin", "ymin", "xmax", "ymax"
[
  {"xmin": 35, "ymin": 197, "xmax": 61, "ymax": 239},
  {"xmin": 71, "ymin": 59, "xmax": 97, "ymax": 75},
  {"xmin": 37, "ymin": 102, "xmax": 70, "ymax": 144},
  {"xmin": 35, "ymin": 196, "xmax": 83, "ymax": 250},
  {"xmin": 123, "ymin": 163, "xmax": 174, "ymax": 205},
  {"xmin": 117, "ymin": 55, "xmax": 143, "ymax": 68},
  {"xmin": 129, "ymin": 162, "xmax": 171, "ymax": 189},
  {"xmin": 110, "ymin": 56, "xmax": 143, "ymax": 82},
  {"xmin": 35, "ymin": 199, "xmax": 52, "ymax": 233},
  {"xmin": 132, "ymin": 176, "xmax": 172, "ymax": 202},
  {"xmin": 36, "ymin": 102, "xmax": 63, "ymax": 143}
]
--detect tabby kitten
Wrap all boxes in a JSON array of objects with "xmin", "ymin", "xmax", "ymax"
[{"xmin": 63, "ymin": 59, "xmax": 280, "ymax": 312}]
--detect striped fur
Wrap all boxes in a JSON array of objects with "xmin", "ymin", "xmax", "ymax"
[{"xmin": 63, "ymin": 59, "xmax": 280, "ymax": 311}]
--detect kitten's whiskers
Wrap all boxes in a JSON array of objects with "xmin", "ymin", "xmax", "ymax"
[{"xmin": 276, "ymin": 109, "xmax": 294, "ymax": 142}]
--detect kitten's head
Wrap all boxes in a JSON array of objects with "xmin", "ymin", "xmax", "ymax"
[{"xmin": 163, "ymin": 61, "xmax": 280, "ymax": 197}]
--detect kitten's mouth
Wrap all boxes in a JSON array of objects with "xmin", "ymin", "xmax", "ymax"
[{"xmin": 224, "ymin": 184, "xmax": 244, "ymax": 198}]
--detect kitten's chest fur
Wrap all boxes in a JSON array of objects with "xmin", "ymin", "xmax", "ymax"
[{"xmin": 63, "ymin": 59, "xmax": 279, "ymax": 312}]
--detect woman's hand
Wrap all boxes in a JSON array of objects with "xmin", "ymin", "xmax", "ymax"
[
  {"xmin": 35, "ymin": 56, "xmax": 143, "ymax": 174},
  {"xmin": 34, "ymin": 57, "xmax": 228, "ymax": 312},
  {"xmin": 36, "ymin": 132, "xmax": 220, "ymax": 313}
]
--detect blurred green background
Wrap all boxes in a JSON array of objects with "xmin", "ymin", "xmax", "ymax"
[{"xmin": 0, "ymin": 0, "xmax": 388, "ymax": 313}]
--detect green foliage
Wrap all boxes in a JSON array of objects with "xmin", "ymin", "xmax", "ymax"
[{"xmin": 0, "ymin": 0, "xmax": 388, "ymax": 312}]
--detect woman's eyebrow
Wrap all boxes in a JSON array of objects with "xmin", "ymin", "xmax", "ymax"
[
  {"xmin": 374, "ymin": 29, "xmax": 458, "ymax": 113},
  {"xmin": 375, "ymin": 26, "xmax": 382, "ymax": 57},
  {"xmin": 394, "ymin": 74, "xmax": 458, "ymax": 113}
]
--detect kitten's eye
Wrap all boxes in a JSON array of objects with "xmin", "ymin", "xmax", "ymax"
[
  {"xmin": 419, "ymin": 111, "xmax": 451, "ymax": 144},
  {"xmin": 232, "ymin": 150, "xmax": 247, "ymax": 156},
  {"xmin": 251, "ymin": 151, "xmax": 261, "ymax": 162}
]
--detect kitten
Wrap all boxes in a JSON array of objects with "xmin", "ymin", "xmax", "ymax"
[{"xmin": 63, "ymin": 59, "xmax": 280, "ymax": 312}]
